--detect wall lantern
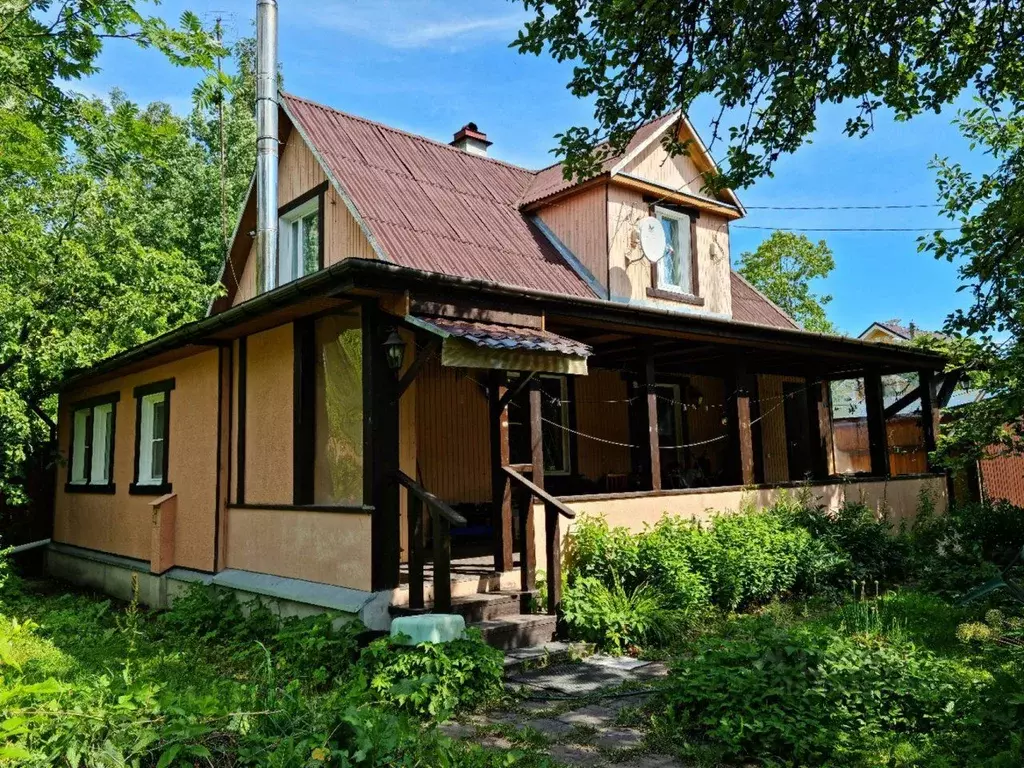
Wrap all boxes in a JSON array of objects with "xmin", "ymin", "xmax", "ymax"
[{"xmin": 383, "ymin": 328, "xmax": 406, "ymax": 372}]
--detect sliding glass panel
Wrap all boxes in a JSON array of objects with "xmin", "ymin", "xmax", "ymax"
[{"xmin": 313, "ymin": 312, "xmax": 363, "ymax": 504}]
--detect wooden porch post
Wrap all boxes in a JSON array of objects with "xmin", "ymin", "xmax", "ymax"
[
  {"xmin": 919, "ymin": 369, "xmax": 938, "ymax": 470},
  {"xmin": 725, "ymin": 365, "xmax": 755, "ymax": 485},
  {"xmin": 805, "ymin": 376, "xmax": 831, "ymax": 480},
  {"xmin": 522, "ymin": 378, "xmax": 542, "ymax": 603},
  {"xmin": 864, "ymin": 368, "xmax": 890, "ymax": 477},
  {"xmin": 643, "ymin": 351, "xmax": 662, "ymax": 491},
  {"xmin": 489, "ymin": 370, "xmax": 514, "ymax": 572},
  {"xmin": 365, "ymin": 304, "xmax": 401, "ymax": 591}
]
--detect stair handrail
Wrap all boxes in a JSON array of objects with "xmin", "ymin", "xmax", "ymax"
[
  {"xmin": 396, "ymin": 471, "xmax": 464, "ymax": 613},
  {"xmin": 502, "ymin": 464, "xmax": 575, "ymax": 616},
  {"xmin": 501, "ymin": 466, "xmax": 576, "ymax": 520}
]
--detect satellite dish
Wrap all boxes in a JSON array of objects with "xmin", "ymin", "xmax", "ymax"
[{"xmin": 637, "ymin": 217, "xmax": 666, "ymax": 263}]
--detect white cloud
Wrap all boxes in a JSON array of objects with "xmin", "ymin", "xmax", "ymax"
[{"xmin": 290, "ymin": 1, "xmax": 527, "ymax": 49}]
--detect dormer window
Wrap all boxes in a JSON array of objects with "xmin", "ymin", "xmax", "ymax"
[
  {"xmin": 279, "ymin": 197, "xmax": 320, "ymax": 284},
  {"xmin": 654, "ymin": 207, "xmax": 694, "ymax": 296}
]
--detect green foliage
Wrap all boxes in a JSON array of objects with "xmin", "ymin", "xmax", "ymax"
[
  {"xmin": 561, "ymin": 576, "xmax": 685, "ymax": 654},
  {"xmin": 658, "ymin": 596, "xmax": 1024, "ymax": 767},
  {"xmin": 737, "ymin": 231, "xmax": 836, "ymax": 333},
  {"xmin": 358, "ymin": 631, "xmax": 504, "ymax": 720}
]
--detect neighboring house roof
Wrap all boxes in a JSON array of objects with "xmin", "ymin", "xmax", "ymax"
[
  {"xmin": 729, "ymin": 272, "xmax": 800, "ymax": 330},
  {"xmin": 282, "ymin": 92, "xmax": 595, "ymax": 298},
  {"xmin": 859, "ymin": 320, "xmax": 943, "ymax": 342}
]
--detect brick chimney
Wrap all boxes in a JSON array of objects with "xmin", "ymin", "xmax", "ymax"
[{"xmin": 450, "ymin": 122, "xmax": 492, "ymax": 156}]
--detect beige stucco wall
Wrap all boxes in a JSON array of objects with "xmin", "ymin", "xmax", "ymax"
[
  {"xmin": 54, "ymin": 349, "xmax": 221, "ymax": 571},
  {"xmin": 224, "ymin": 507, "xmax": 372, "ymax": 591},
  {"xmin": 535, "ymin": 474, "xmax": 948, "ymax": 569},
  {"xmin": 243, "ymin": 323, "xmax": 294, "ymax": 505}
]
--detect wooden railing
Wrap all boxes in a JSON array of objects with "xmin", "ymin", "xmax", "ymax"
[
  {"xmin": 502, "ymin": 465, "xmax": 576, "ymax": 614},
  {"xmin": 397, "ymin": 471, "xmax": 467, "ymax": 613}
]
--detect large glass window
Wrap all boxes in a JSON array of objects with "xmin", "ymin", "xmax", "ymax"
[
  {"xmin": 68, "ymin": 395, "xmax": 118, "ymax": 489},
  {"xmin": 313, "ymin": 313, "xmax": 363, "ymax": 504},
  {"xmin": 278, "ymin": 198, "xmax": 320, "ymax": 285},
  {"xmin": 655, "ymin": 207, "xmax": 693, "ymax": 295}
]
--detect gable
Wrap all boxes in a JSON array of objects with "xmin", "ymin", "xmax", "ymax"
[{"xmin": 619, "ymin": 128, "xmax": 718, "ymax": 203}]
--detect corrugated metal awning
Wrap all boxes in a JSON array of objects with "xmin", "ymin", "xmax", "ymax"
[{"xmin": 407, "ymin": 316, "xmax": 590, "ymax": 375}]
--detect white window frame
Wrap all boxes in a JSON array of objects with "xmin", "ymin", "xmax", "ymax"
[
  {"xmin": 278, "ymin": 197, "xmax": 319, "ymax": 286},
  {"xmin": 654, "ymin": 206, "xmax": 694, "ymax": 296},
  {"xmin": 68, "ymin": 396, "xmax": 118, "ymax": 489},
  {"xmin": 137, "ymin": 393, "xmax": 166, "ymax": 486},
  {"xmin": 132, "ymin": 380, "xmax": 174, "ymax": 493}
]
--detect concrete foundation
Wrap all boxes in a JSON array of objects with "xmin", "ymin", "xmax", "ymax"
[{"xmin": 45, "ymin": 542, "xmax": 394, "ymax": 630}]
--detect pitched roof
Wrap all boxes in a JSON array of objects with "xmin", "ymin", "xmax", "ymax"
[
  {"xmin": 729, "ymin": 272, "xmax": 800, "ymax": 330},
  {"xmin": 281, "ymin": 92, "xmax": 595, "ymax": 298},
  {"xmin": 518, "ymin": 113, "xmax": 679, "ymax": 206}
]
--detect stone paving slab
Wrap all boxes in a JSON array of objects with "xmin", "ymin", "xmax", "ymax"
[
  {"xmin": 547, "ymin": 743, "xmax": 606, "ymax": 766},
  {"xmin": 593, "ymin": 726, "xmax": 645, "ymax": 750}
]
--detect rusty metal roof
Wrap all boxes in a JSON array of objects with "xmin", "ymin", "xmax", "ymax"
[
  {"xmin": 412, "ymin": 316, "xmax": 592, "ymax": 358},
  {"xmin": 730, "ymin": 272, "xmax": 800, "ymax": 330},
  {"xmin": 282, "ymin": 93, "xmax": 596, "ymax": 298}
]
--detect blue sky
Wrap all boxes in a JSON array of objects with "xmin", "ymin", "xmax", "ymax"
[{"xmin": 79, "ymin": 0, "xmax": 988, "ymax": 337}]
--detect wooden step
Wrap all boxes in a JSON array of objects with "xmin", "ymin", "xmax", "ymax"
[
  {"xmin": 469, "ymin": 613, "xmax": 558, "ymax": 651},
  {"xmin": 391, "ymin": 569, "xmax": 521, "ymax": 607},
  {"xmin": 390, "ymin": 590, "xmax": 536, "ymax": 622}
]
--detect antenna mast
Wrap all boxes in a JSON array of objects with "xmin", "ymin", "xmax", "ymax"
[{"xmin": 215, "ymin": 16, "xmax": 228, "ymax": 257}]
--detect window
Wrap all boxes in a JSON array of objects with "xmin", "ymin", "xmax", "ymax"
[
  {"xmin": 67, "ymin": 393, "xmax": 119, "ymax": 492},
  {"xmin": 312, "ymin": 313, "xmax": 363, "ymax": 505},
  {"xmin": 278, "ymin": 197, "xmax": 320, "ymax": 285},
  {"xmin": 654, "ymin": 206, "xmax": 694, "ymax": 296},
  {"xmin": 131, "ymin": 379, "xmax": 174, "ymax": 494},
  {"xmin": 508, "ymin": 374, "xmax": 572, "ymax": 475}
]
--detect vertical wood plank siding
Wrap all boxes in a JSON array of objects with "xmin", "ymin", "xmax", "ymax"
[
  {"xmin": 622, "ymin": 134, "xmax": 714, "ymax": 197},
  {"xmin": 415, "ymin": 357, "xmax": 491, "ymax": 503},
  {"xmin": 574, "ymin": 371, "xmax": 631, "ymax": 481},
  {"xmin": 757, "ymin": 374, "xmax": 805, "ymax": 483},
  {"xmin": 606, "ymin": 186, "xmax": 733, "ymax": 316},
  {"xmin": 535, "ymin": 185, "xmax": 609, "ymax": 289},
  {"xmin": 232, "ymin": 133, "xmax": 376, "ymax": 307}
]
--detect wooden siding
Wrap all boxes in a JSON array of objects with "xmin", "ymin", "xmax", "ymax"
[
  {"xmin": 980, "ymin": 449, "xmax": 1024, "ymax": 506},
  {"xmin": 536, "ymin": 184, "xmax": 608, "ymax": 289},
  {"xmin": 683, "ymin": 374, "xmax": 729, "ymax": 477},
  {"xmin": 606, "ymin": 185, "xmax": 732, "ymax": 316},
  {"xmin": 242, "ymin": 324, "xmax": 294, "ymax": 504},
  {"xmin": 231, "ymin": 132, "xmax": 376, "ymax": 307},
  {"xmin": 575, "ymin": 370, "xmax": 631, "ymax": 481},
  {"xmin": 622, "ymin": 135, "xmax": 715, "ymax": 200},
  {"xmin": 757, "ymin": 374, "xmax": 804, "ymax": 483},
  {"xmin": 415, "ymin": 357, "xmax": 491, "ymax": 503}
]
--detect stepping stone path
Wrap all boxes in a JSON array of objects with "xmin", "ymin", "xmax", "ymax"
[{"xmin": 441, "ymin": 644, "xmax": 687, "ymax": 767}]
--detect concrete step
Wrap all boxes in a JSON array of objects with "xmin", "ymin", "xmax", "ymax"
[
  {"xmin": 470, "ymin": 613, "xmax": 558, "ymax": 651},
  {"xmin": 391, "ymin": 569, "xmax": 521, "ymax": 607},
  {"xmin": 391, "ymin": 590, "xmax": 537, "ymax": 622}
]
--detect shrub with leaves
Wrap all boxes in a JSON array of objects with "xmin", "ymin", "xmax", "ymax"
[{"xmin": 358, "ymin": 630, "xmax": 503, "ymax": 720}]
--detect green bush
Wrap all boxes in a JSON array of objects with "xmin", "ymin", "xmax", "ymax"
[
  {"xmin": 358, "ymin": 630, "xmax": 504, "ymax": 720},
  {"xmin": 561, "ymin": 575, "xmax": 685, "ymax": 653},
  {"xmin": 564, "ymin": 515, "xmax": 641, "ymax": 587},
  {"xmin": 661, "ymin": 621, "xmax": 991, "ymax": 766}
]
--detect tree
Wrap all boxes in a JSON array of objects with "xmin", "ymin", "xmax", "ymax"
[
  {"xmin": 737, "ymin": 231, "xmax": 836, "ymax": 333},
  {"xmin": 513, "ymin": 1, "xmax": 1024, "ymax": 189},
  {"xmin": 0, "ymin": 4, "xmax": 233, "ymax": 498}
]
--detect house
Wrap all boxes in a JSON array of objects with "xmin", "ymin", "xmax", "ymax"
[{"xmin": 47, "ymin": 90, "xmax": 947, "ymax": 647}]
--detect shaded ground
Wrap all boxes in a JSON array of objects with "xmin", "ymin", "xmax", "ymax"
[{"xmin": 444, "ymin": 649, "xmax": 684, "ymax": 767}]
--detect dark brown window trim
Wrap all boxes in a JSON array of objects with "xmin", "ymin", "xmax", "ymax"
[
  {"xmin": 67, "ymin": 391, "xmax": 120, "ymax": 491},
  {"xmin": 645, "ymin": 286, "xmax": 705, "ymax": 306},
  {"xmin": 648, "ymin": 203, "xmax": 701, "ymax": 301},
  {"xmin": 132, "ymin": 378, "xmax": 174, "ymax": 491},
  {"xmin": 279, "ymin": 181, "xmax": 328, "ymax": 272},
  {"xmin": 230, "ymin": 502, "xmax": 373, "ymax": 515},
  {"xmin": 129, "ymin": 481, "xmax": 173, "ymax": 496}
]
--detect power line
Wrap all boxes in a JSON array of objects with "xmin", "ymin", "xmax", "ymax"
[
  {"xmin": 733, "ymin": 225, "xmax": 960, "ymax": 233},
  {"xmin": 744, "ymin": 203, "xmax": 941, "ymax": 211}
]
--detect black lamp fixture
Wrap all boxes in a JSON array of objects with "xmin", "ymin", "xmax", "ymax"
[{"xmin": 383, "ymin": 328, "xmax": 406, "ymax": 372}]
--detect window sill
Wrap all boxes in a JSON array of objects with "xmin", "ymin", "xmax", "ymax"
[
  {"xmin": 129, "ymin": 482, "xmax": 173, "ymax": 496},
  {"xmin": 646, "ymin": 287, "xmax": 705, "ymax": 306},
  {"xmin": 64, "ymin": 483, "xmax": 116, "ymax": 495}
]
